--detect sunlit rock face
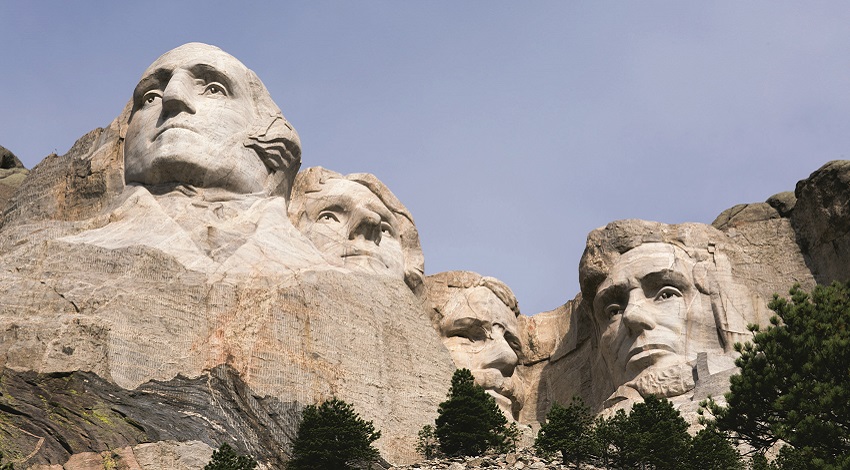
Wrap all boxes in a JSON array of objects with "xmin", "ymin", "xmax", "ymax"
[
  {"xmin": 0, "ymin": 43, "xmax": 454, "ymax": 467},
  {"xmin": 425, "ymin": 271, "xmax": 525, "ymax": 421}
]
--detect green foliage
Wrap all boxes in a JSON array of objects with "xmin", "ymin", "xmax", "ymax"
[
  {"xmin": 705, "ymin": 282, "xmax": 850, "ymax": 469},
  {"xmin": 203, "ymin": 443, "xmax": 257, "ymax": 470},
  {"xmin": 433, "ymin": 368, "xmax": 518, "ymax": 457},
  {"xmin": 0, "ymin": 450, "xmax": 12, "ymax": 470},
  {"xmin": 416, "ymin": 424, "xmax": 440, "ymax": 460},
  {"xmin": 612, "ymin": 395, "xmax": 692, "ymax": 470},
  {"xmin": 534, "ymin": 397, "xmax": 595, "ymax": 468},
  {"xmin": 688, "ymin": 425, "xmax": 743, "ymax": 470},
  {"xmin": 286, "ymin": 397, "xmax": 381, "ymax": 470}
]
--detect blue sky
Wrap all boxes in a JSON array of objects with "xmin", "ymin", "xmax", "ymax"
[{"xmin": 2, "ymin": 2, "xmax": 848, "ymax": 314}]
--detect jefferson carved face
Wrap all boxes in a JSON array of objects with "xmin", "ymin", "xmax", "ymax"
[
  {"xmin": 125, "ymin": 43, "xmax": 268, "ymax": 193},
  {"xmin": 296, "ymin": 178, "xmax": 405, "ymax": 278},
  {"xmin": 439, "ymin": 286, "xmax": 521, "ymax": 391},
  {"xmin": 593, "ymin": 243, "xmax": 723, "ymax": 394}
]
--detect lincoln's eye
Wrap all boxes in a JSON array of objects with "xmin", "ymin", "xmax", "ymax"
[
  {"xmin": 655, "ymin": 286, "xmax": 683, "ymax": 301},
  {"xmin": 605, "ymin": 304, "xmax": 624, "ymax": 317}
]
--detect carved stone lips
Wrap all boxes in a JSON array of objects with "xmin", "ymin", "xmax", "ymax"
[
  {"xmin": 154, "ymin": 123, "xmax": 197, "ymax": 139},
  {"xmin": 626, "ymin": 343, "xmax": 676, "ymax": 363}
]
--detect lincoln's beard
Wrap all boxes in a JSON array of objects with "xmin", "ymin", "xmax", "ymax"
[{"xmin": 626, "ymin": 361, "xmax": 696, "ymax": 398}]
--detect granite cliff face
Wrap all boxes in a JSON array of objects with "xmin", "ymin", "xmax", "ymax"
[{"xmin": 1, "ymin": 42, "xmax": 849, "ymax": 469}]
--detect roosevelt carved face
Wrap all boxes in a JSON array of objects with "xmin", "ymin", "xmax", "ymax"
[
  {"xmin": 439, "ymin": 285, "xmax": 521, "ymax": 411},
  {"xmin": 295, "ymin": 178, "xmax": 405, "ymax": 278},
  {"xmin": 593, "ymin": 243, "xmax": 724, "ymax": 396},
  {"xmin": 125, "ymin": 43, "xmax": 268, "ymax": 194}
]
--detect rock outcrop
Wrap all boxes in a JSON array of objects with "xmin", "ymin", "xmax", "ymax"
[{"xmin": 2, "ymin": 42, "xmax": 850, "ymax": 469}]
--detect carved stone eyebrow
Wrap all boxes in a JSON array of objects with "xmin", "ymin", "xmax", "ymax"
[
  {"xmin": 188, "ymin": 64, "xmax": 236, "ymax": 95},
  {"xmin": 131, "ymin": 68, "xmax": 172, "ymax": 109},
  {"xmin": 639, "ymin": 268, "xmax": 690, "ymax": 293}
]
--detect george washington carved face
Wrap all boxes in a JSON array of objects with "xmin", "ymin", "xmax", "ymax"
[{"xmin": 125, "ymin": 43, "xmax": 300, "ymax": 197}]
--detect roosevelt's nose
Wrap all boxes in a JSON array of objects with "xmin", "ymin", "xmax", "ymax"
[
  {"xmin": 622, "ymin": 290, "xmax": 657, "ymax": 334},
  {"xmin": 348, "ymin": 209, "xmax": 382, "ymax": 245},
  {"xmin": 480, "ymin": 326, "xmax": 518, "ymax": 376},
  {"xmin": 161, "ymin": 71, "xmax": 197, "ymax": 117}
]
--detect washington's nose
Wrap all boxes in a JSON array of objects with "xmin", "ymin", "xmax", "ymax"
[
  {"xmin": 161, "ymin": 72, "xmax": 197, "ymax": 116},
  {"xmin": 348, "ymin": 209, "xmax": 382, "ymax": 245},
  {"xmin": 622, "ymin": 290, "xmax": 657, "ymax": 334}
]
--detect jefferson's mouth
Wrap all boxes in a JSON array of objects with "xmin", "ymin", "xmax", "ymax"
[{"xmin": 340, "ymin": 251, "xmax": 389, "ymax": 269}]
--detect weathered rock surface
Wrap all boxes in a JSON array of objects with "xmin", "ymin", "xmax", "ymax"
[
  {"xmin": 0, "ymin": 145, "xmax": 28, "ymax": 212},
  {"xmin": 0, "ymin": 366, "xmax": 297, "ymax": 468}
]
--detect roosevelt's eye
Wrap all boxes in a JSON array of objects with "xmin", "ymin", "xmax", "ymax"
[
  {"xmin": 655, "ymin": 286, "xmax": 683, "ymax": 301},
  {"xmin": 142, "ymin": 90, "xmax": 162, "ymax": 106},
  {"xmin": 318, "ymin": 212, "xmax": 339, "ymax": 223},
  {"xmin": 203, "ymin": 83, "xmax": 228, "ymax": 96},
  {"xmin": 605, "ymin": 304, "xmax": 624, "ymax": 317}
]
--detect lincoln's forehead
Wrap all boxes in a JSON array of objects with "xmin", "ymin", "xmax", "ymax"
[{"xmin": 604, "ymin": 243, "xmax": 693, "ymax": 287}]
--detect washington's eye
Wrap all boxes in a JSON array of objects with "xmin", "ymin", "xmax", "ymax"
[
  {"xmin": 318, "ymin": 212, "xmax": 339, "ymax": 223},
  {"xmin": 655, "ymin": 286, "xmax": 683, "ymax": 301},
  {"xmin": 380, "ymin": 222, "xmax": 394, "ymax": 236},
  {"xmin": 142, "ymin": 90, "xmax": 162, "ymax": 105},
  {"xmin": 605, "ymin": 304, "xmax": 624, "ymax": 317},
  {"xmin": 203, "ymin": 83, "xmax": 228, "ymax": 96}
]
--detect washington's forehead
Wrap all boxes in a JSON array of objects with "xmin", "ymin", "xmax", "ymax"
[{"xmin": 143, "ymin": 43, "xmax": 247, "ymax": 77}]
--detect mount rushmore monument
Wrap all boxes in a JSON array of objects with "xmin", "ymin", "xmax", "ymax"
[{"xmin": 0, "ymin": 43, "xmax": 848, "ymax": 469}]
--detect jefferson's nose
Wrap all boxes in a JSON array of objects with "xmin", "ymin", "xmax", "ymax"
[
  {"xmin": 622, "ymin": 290, "xmax": 657, "ymax": 334},
  {"xmin": 348, "ymin": 209, "xmax": 382, "ymax": 245},
  {"xmin": 161, "ymin": 72, "xmax": 197, "ymax": 116}
]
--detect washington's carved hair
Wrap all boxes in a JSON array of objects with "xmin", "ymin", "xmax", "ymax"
[{"xmin": 289, "ymin": 166, "xmax": 425, "ymax": 295}]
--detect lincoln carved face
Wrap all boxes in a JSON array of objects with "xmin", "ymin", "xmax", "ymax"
[
  {"xmin": 125, "ymin": 43, "xmax": 294, "ymax": 195},
  {"xmin": 592, "ymin": 243, "xmax": 725, "ymax": 396},
  {"xmin": 295, "ymin": 178, "xmax": 405, "ymax": 278}
]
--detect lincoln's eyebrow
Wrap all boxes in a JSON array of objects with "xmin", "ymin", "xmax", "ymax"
[{"xmin": 640, "ymin": 269, "xmax": 690, "ymax": 292}]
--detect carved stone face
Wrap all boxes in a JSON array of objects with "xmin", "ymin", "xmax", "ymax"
[
  {"xmin": 593, "ymin": 243, "xmax": 722, "ymax": 393},
  {"xmin": 125, "ymin": 43, "xmax": 268, "ymax": 193},
  {"xmin": 296, "ymin": 178, "xmax": 405, "ymax": 278},
  {"xmin": 439, "ymin": 285, "xmax": 521, "ymax": 386}
]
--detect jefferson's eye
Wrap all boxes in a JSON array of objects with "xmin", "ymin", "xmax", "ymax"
[
  {"xmin": 203, "ymin": 83, "xmax": 228, "ymax": 96},
  {"xmin": 318, "ymin": 212, "xmax": 339, "ymax": 223},
  {"xmin": 605, "ymin": 304, "xmax": 624, "ymax": 317},
  {"xmin": 655, "ymin": 286, "xmax": 683, "ymax": 301},
  {"xmin": 142, "ymin": 90, "xmax": 162, "ymax": 105}
]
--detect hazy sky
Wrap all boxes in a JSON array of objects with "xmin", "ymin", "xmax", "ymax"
[{"xmin": 2, "ymin": 2, "xmax": 848, "ymax": 314}]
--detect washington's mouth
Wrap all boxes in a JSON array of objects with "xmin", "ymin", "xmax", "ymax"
[
  {"xmin": 626, "ymin": 343, "xmax": 676, "ymax": 363},
  {"xmin": 154, "ymin": 123, "xmax": 198, "ymax": 139}
]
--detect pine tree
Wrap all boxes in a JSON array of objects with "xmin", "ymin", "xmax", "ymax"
[
  {"xmin": 686, "ymin": 425, "xmax": 743, "ymax": 470},
  {"xmin": 613, "ymin": 395, "xmax": 692, "ymax": 470},
  {"xmin": 434, "ymin": 368, "xmax": 518, "ymax": 457},
  {"xmin": 203, "ymin": 443, "xmax": 257, "ymax": 470},
  {"xmin": 286, "ymin": 398, "xmax": 381, "ymax": 470},
  {"xmin": 535, "ymin": 397, "xmax": 595, "ymax": 468},
  {"xmin": 705, "ymin": 282, "xmax": 850, "ymax": 469}
]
